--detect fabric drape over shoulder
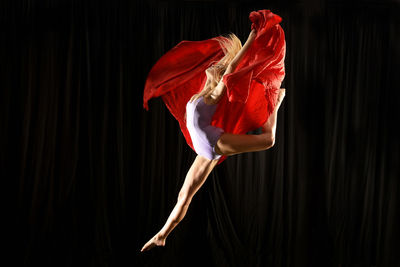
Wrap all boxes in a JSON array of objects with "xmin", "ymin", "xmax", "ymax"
[{"xmin": 143, "ymin": 9, "xmax": 286, "ymax": 164}]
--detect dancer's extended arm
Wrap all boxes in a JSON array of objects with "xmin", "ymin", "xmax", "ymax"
[
  {"xmin": 190, "ymin": 29, "xmax": 257, "ymax": 104},
  {"xmin": 230, "ymin": 29, "xmax": 257, "ymax": 70},
  {"xmin": 208, "ymin": 29, "xmax": 256, "ymax": 103}
]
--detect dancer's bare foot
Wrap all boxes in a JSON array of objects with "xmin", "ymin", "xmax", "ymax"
[{"xmin": 140, "ymin": 233, "xmax": 166, "ymax": 252}]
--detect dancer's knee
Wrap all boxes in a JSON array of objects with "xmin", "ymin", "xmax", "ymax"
[
  {"xmin": 262, "ymin": 134, "xmax": 275, "ymax": 149},
  {"xmin": 214, "ymin": 142, "xmax": 224, "ymax": 156},
  {"xmin": 215, "ymin": 137, "xmax": 230, "ymax": 156}
]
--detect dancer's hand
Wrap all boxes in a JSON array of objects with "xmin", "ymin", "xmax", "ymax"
[{"xmin": 140, "ymin": 233, "xmax": 166, "ymax": 252}]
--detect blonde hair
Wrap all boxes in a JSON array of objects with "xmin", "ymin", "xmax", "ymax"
[{"xmin": 205, "ymin": 33, "xmax": 242, "ymax": 93}]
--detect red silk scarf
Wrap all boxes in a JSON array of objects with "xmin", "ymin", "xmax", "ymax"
[{"xmin": 143, "ymin": 9, "xmax": 286, "ymax": 164}]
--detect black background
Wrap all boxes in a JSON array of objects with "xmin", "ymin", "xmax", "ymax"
[{"xmin": 2, "ymin": 0, "xmax": 399, "ymax": 266}]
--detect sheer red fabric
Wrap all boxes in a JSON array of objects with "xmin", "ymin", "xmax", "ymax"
[{"xmin": 143, "ymin": 9, "xmax": 286, "ymax": 164}]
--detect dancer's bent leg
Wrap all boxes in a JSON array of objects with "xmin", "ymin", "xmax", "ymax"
[{"xmin": 215, "ymin": 89, "xmax": 285, "ymax": 156}]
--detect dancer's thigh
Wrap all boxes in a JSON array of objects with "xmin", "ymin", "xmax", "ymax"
[{"xmin": 215, "ymin": 132, "xmax": 271, "ymax": 156}]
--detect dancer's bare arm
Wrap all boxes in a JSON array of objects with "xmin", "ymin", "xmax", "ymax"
[
  {"xmin": 190, "ymin": 29, "xmax": 257, "ymax": 104},
  {"xmin": 230, "ymin": 29, "xmax": 257, "ymax": 69},
  {"xmin": 208, "ymin": 29, "xmax": 257, "ymax": 104}
]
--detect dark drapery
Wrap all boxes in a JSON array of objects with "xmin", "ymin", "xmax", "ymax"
[{"xmin": 2, "ymin": 0, "xmax": 399, "ymax": 266}]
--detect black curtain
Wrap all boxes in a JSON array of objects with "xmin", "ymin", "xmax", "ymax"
[{"xmin": 3, "ymin": 0, "xmax": 399, "ymax": 266}]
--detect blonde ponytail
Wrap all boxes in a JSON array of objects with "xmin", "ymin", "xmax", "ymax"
[{"xmin": 205, "ymin": 33, "xmax": 242, "ymax": 92}]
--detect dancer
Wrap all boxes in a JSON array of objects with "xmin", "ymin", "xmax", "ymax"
[{"xmin": 141, "ymin": 9, "xmax": 286, "ymax": 252}]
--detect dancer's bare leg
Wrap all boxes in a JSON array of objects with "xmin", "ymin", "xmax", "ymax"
[
  {"xmin": 215, "ymin": 88, "xmax": 286, "ymax": 156},
  {"xmin": 140, "ymin": 155, "xmax": 218, "ymax": 252},
  {"xmin": 140, "ymin": 89, "xmax": 285, "ymax": 252}
]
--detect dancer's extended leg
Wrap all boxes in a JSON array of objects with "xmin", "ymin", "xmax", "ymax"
[
  {"xmin": 140, "ymin": 155, "xmax": 218, "ymax": 252},
  {"xmin": 215, "ymin": 89, "xmax": 285, "ymax": 156},
  {"xmin": 140, "ymin": 89, "xmax": 286, "ymax": 253}
]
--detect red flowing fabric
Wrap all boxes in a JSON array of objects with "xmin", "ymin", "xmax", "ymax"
[{"xmin": 143, "ymin": 9, "xmax": 286, "ymax": 164}]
